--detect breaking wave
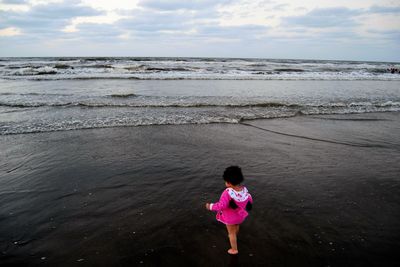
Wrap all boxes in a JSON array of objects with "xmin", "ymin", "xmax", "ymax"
[
  {"xmin": 1, "ymin": 57, "xmax": 399, "ymax": 81},
  {"xmin": 1, "ymin": 99, "xmax": 399, "ymax": 135},
  {"xmin": 108, "ymin": 93, "xmax": 138, "ymax": 98},
  {"xmin": 0, "ymin": 101, "xmax": 302, "ymax": 109}
]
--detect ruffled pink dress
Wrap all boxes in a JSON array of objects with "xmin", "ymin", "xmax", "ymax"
[{"xmin": 210, "ymin": 186, "xmax": 253, "ymax": 225}]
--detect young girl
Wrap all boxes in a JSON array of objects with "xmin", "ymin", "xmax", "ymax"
[{"xmin": 205, "ymin": 166, "xmax": 253, "ymax": 255}]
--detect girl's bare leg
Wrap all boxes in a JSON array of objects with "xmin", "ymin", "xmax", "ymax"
[{"xmin": 226, "ymin": 224, "xmax": 239, "ymax": 254}]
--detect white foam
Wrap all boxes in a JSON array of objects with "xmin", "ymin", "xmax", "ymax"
[{"xmin": 1, "ymin": 57, "xmax": 400, "ymax": 81}]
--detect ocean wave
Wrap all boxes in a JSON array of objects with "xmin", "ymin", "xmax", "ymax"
[
  {"xmin": 1, "ymin": 100, "xmax": 399, "ymax": 109},
  {"xmin": 73, "ymin": 102, "xmax": 302, "ymax": 109},
  {"xmin": 2, "ymin": 109, "xmax": 400, "ymax": 136},
  {"xmin": 2, "ymin": 76, "xmax": 400, "ymax": 81},
  {"xmin": 6, "ymin": 66, "xmax": 58, "ymax": 76},
  {"xmin": 84, "ymin": 64, "xmax": 114, "ymax": 69},
  {"xmin": 0, "ymin": 92, "xmax": 72, "ymax": 96},
  {"xmin": 273, "ymin": 68, "xmax": 305, "ymax": 72},
  {"xmin": 54, "ymin": 64, "xmax": 74, "ymax": 69},
  {"xmin": 375, "ymin": 101, "xmax": 400, "ymax": 107},
  {"xmin": 123, "ymin": 65, "xmax": 194, "ymax": 72},
  {"xmin": 108, "ymin": 93, "xmax": 138, "ymax": 98},
  {"xmin": 369, "ymin": 68, "xmax": 388, "ymax": 74},
  {"xmin": 0, "ymin": 112, "xmax": 296, "ymax": 135},
  {"xmin": 0, "ymin": 101, "xmax": 299, "ymax": 109},
  {"xmin": 80, "ymin": 57, "xmax": 111, "ymax": 62},
  {"xmin": 0, "ymin": 116, "xmax": 245, "ymax": 135},
  {"xmin": 36, "ymin": 70, "xmax": 57, "ymax": 75},
  {"xmin": 248, "ymin": 63, "xmax": 268, "ymax": 67},
  {"xmin": 0, "ymin": 102, "xmax": 71, "ymax": 108},
  {"xmin": 5, "ymin": 65, "xmax": 43, "ymax": 69},
  {"xmin": 123, "ymin": 65, "xmax": 145, "ymax": 71},
  {"xmin": 2, "ymin": 57, "xmax": 399, "ymax": 81},
  {"xmin": 144, "ymin": 67, "xmax": 192, "ymax": 72},
  {"xmin": 57, "ymin": 58, "xmax": 79, "ymax": 62}
]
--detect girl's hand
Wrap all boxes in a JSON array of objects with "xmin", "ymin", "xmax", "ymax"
[{"xmin": 205, "ymin": 203, "xmax": 210, "ymax": 210}]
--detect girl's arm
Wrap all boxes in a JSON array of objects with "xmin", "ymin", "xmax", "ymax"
[{"xmin": 209, "ymin": 190, "xmax": 230, "ymax": 211}]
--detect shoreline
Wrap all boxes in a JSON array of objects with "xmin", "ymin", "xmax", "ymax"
[{"xmin": 1, "ymin": 110, "xmax": 400, "ymax": 137}]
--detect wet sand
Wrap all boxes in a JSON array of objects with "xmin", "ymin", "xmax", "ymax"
[{"xmin": 1, "ymin": 112, "xmax": 400, "ymax": 266}]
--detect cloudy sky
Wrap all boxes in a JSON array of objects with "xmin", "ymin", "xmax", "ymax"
[{"xmin": 0, "ymin": 0, "xmax": 399, "ymax": 61}]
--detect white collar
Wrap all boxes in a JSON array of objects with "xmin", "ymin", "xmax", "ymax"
[{"xmin": 227, "ymin": 187, "xmax": 249, "ymax": 202}]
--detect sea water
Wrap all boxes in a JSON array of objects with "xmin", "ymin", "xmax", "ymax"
[{"xmin": 1, "ymin": 57, "xmax": 399, "ymax": 135}]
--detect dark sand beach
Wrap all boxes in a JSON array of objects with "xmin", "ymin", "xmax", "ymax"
[{"xmin": 1, "ymin": 112, "xmax": 400, "ymax": 266}]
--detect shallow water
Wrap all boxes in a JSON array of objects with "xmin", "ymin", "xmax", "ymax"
[
  {"xmin": 1, "ymin": 112, "xmax": 399, "ymax": 266},
  {"xmin": 1, "ymin": 79, "xmax": 400, "ymax": 135}
]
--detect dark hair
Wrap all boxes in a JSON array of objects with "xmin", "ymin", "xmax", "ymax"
[{"xmin": 223, "ymin": 166, "xmax": 244, "ymax": 186}]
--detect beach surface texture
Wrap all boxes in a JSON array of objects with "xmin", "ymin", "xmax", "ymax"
[{"xmin": 1, "ymin": 57, "xmax": 400, "ymax": 266}]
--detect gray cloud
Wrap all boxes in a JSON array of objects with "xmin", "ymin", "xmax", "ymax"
[
  {"xmin": 0, "ymin": 1, "xmax": 104, "ymax": 34},
  {"xmin": 115, "ymin": 6, "xmax": 269, "ymax": 41},
  {"xmin": 116, "ymin": 7, "xmax": 220, "ymax": 35},
  {"xmin": 62, "ymin": 23, "xmax": 125, "ymax": 42},
  {"xmin": 24, "ymin": 0, "xmax": 102, "ymax": 20},
  {"xmin": 118, "ymin": 11, "xmax": 193, "ymax": 33},
  {"xmin": 2, "ymin": 0, "xmax": 256, "ymax": 43},
  {"xmin": 0, "ymin": 1, "xmax": 398, "ymax": 61},
  {"xmin": 283, "ymin": 5, "xmax": 400, "ymax": 30},
  {"xmin": 368, "ymin": 5, "xmax": 400, "ymax": 14},
  {"xmin": 283, "ymin": 7, "xmax": 363, "ymax": 28}
]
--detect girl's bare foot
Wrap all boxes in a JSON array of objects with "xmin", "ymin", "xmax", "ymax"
[{"xmin": 228, "ymin": 248, "xmax": 239, "ymax": 255}]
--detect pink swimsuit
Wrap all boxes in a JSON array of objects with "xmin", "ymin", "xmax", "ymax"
[{"xmin": 210, "ymin": 186, "xmax": 253, "ymax": 225}]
